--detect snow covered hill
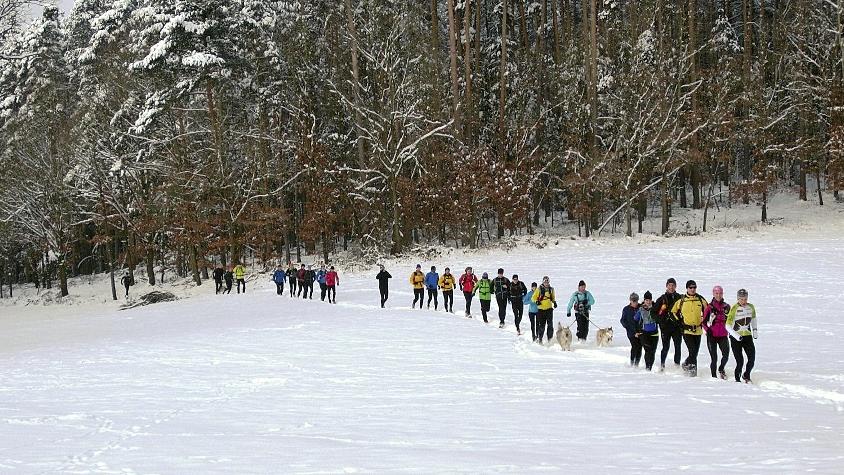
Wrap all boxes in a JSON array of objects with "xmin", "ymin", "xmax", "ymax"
[{"xmin": 1, "ymin": 231, "xmax": 843, "ymax": 473}]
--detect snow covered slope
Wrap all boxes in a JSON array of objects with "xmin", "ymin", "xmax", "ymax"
[{"xmin": 1, "ymin": 235, "xmax": 843, "ymax": 473}]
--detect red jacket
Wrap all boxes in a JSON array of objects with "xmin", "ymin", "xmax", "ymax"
[
  {"xmin": 459, "ymin": 273, "xmax": 477, "ymax": 292},
  {"xmin": 325, "ymin": 271, "xmax": 339, "ymax": 286}
]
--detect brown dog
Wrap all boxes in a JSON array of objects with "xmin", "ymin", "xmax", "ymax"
[
  {"xmin": 596, "ymin": 327, "xmax": 613, "ymax": 347},
  {"xmin": 555, "ymin": 323, "xmax": 573, "ymax": 351}
]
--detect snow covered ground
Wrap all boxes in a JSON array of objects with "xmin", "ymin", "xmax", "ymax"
[{"xmin": 2, "ymin": 220, "xmax": 844, "ymax": 473}]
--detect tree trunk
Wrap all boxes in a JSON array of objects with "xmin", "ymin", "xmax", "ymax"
[
  {"xmin": 817, "ymin": 172, "xmax": 824, "ymax": 205},
  {"xmin": 463, "ymin": 0, "xmax": 474, "ymax": 141},
  {"xmin": 108, "ymin": 237, "xmax": 117, "ymax": 301},
  {"xmin": 499, "ymin": 0, "xmax": 509, "ymax": 162},
  {"xmin": 799, "ymin": 161, "xmax": 807, "ymax": 201},
  {"xmin": 58, "ymin": 254, "xmax": 68, "ymax": 297},
  {"xmin": 678, "ymin": 168, "xmax": 688, "ymax": 208},
  {"xmin": 430, "ymin": 0, "xmax": 442, "ymax": 117},
  {"xmin": 345, "ymin": 0, "xmax": 366, "ymax": 168},
  {"xmin": 446, "ymin": 0, "xmax": 462, "ymax": 137},
  {"xmin": 761, "ymin": 189, "xmax": 768, "ymax": 222},
  {"xmin": 146, "ymin": 245, "xmax": 156, "ymax": 286},
  {"xmin": 551, "ymin": 0, "xmax": 561, "ymax": 64},
  {"xmin": 661, "ymin": 174, "xmax": 671, "ymax": 234},
  {"xmin": 588, "ymin": 0, "xmax": 598, "ymax": 150},
  {"xmin": 190, "ymin": 245, "xmax": 201, "ymax": 286}
]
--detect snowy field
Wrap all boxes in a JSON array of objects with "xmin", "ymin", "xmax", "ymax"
[{"xmin": 2, "ymin": 226, "xmax": 844, "ymax": 474}]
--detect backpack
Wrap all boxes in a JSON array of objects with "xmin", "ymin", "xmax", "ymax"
[
  {"xmin": 574, "ymin": 292, "xmax": 588, "ymax": 315},
  {"xmin": 676, "ymin": 294, "xmax": 706, "ymax": 326}
]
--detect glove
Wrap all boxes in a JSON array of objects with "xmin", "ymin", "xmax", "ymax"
[
  {"xmin": 553, "ymin": 302, "xmax": 558, "ymax": 308},
  {"xmin": 566, "ymin": 312, "xmax": 571, "ymax": 317},
  {"xmin": 751, "ymin": 328, "xmax": 758, "ymax": 339}
]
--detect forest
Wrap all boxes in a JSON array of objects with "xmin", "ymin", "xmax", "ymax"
[{"xmin": 0, "ymin": 0, "xmax": 842, "ymax": 297}]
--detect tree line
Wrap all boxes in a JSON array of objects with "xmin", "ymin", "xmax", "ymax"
[{"xmin": 0, "ymin": 0, "xmax": 842, "ymax": 298}]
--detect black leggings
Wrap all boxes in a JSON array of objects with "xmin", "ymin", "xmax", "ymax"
[
  {"xmin": 463, "ymin": 291, "xmax": 474, "ymax": 315},
  {"xmin": 275, "ymin": 282, "xmax": 284, "ymax": 295},
  {"xmin": 660, "ymin": 326, "xmax": 682, "ymax": 366},
  {"xmin": 683, "ymin": 334, "xmax": 702, "ymax": 367},
  {"xmin": 529, "ymin": 312, "xmax": 538, "ymax": 340},
  {"xmin": 730, "ymin": 336, "xmax": 756, "ymax": 381},
  {"xmin": 511, "ymin": 301, "xmax": 524, "ymax": 331},
  {"xmin": 412, "ymin": 288, "xmax": 424, "ymax": 308},
  {"xmin": 707, "ymin": 334, "xmax": 730, "ymax": 377},
  {"xmin": 628, "ymin": 335, "xmax": 643, "ymax": 366},
  {"xmin": 327, "ymin": 285, "xmax": 336, "ymax": 303},
  {"xmin": 443, "ymin": 290, "xmax": 453, "ymax": 312},
  {"xmin": 427, "ymin": 288, "xmax": 438, "ymax": 309},
  {"xmin": 575, "ymin": 313, "xmax": 589, "ymax": 340},
  {"xmin": 379, "ymin": 286, "xmax": 388, "ymax": 307},
  {"xmin": 288, "ymin": 279, "xmax": 297, "ymax": 297},
  {"xmin": 536, "ymin": 308, "xmax": 554, "ymax": 342},
  {"xmin": 480, "ymin": 299, "xmax": 491, "ymax": 322},
  {"xmin": 496, "ymin": 296, "xmax": 508, "ymax": 323},
  {"xmin": 320, "ymin": 282, "xmax": 328, "ymax": 301},
  {"xmin": 640, "ymin": 334, "xmax": 659, "ymax": 370},
  {"xmin": 236, "ymin": 279, "xmax": 246, "ymax": 294}
]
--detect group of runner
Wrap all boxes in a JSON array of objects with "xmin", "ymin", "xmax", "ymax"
[
  {"xmin": 271, "ymin": 263, "xmax": 340, "ymax": 303},
  {"xmin": 620, "ymin": 278, "xmax": 758, "ymax": 382},
  {"xmin": 380, "ymin": 264, "xmax": 759, "ymax": 383},
  {"xmin": 378, "ymin": 264, "xmax": 598, "ymax": 346}
]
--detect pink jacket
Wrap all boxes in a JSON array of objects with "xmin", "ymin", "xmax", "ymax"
[
  {"xmin": 325, "ymin": 271, "xmax": 339, "ymax": 286},
  {"xmin": 702, "ymin": 299, "xmax": 730, "ymax": 338}
]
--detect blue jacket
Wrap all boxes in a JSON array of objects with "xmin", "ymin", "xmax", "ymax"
[
  {"xmin": 620, "ymin": 304, "xmax": 639, "ymax": 338},
  {"xmin": 425, "ymin": 272, "xmax": 439, "ymax": 290},
  {"xmin": 523, "ymin": 290, "xmax": 539, "ymax": 314},
  {"xmin": 316, "ymin": 270, "xmax": 327, "ymax": 284},
  {"xmin": 635, "ymin": 305, "xmax": 659, "ymax": 334},
  {"xmin": 273, "ymin": 269, "xmax": 286, "ymax": 284}
]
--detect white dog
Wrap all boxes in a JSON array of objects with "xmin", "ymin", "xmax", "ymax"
[
  {"xmin": 596, "ymin": 327, "xmax": 613, "ymax": 347},
  {"xmin": 555, "ymin": 323, "xmax": 573, "ymax": 351}
]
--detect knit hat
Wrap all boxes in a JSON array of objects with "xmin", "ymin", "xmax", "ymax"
[
  {"xmin": 416, "ymin": 264, "xmax": 421, "ymax": 269},
  {"xmin": 512, "ymin": 274, "xmax": 519, "ymax": 279},
  {"xmin": 643, "ymin": 290, "xmax": 652, "ymax": 300},
  {"xmin": 712, "ymin": 285, "xmax": 723, "ymax": 294},
  {"xmin": 497, "ymin": 268, "xmax": 504, "ymax": 274},
  {"xmin": 578, "ymin": 280, "xmax": 586, "ymax": 287},
  {"xmin": 629, "ymin": 292, "xmax": 639, "ymax": 301},
  {"xmin": 686, "ymin": 279, "xmax": 697, "ymax": 288},
  {"xmin": 666, "ymin": 278, "xmax": 676, "ymax": 285},
  {"xmin": 737, "ymin": 288, "xmax": 748, "ymax": 298},
  {"xmin": 431, "ymin": 265, "xmax": 436, "ymax": 271},
  {"xmin": 482, "ymin": 272, "xmax": 489, "ymax": 278}
]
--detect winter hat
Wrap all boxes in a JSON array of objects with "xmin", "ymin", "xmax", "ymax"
[
  {"xmin": 643, "ymin": 290, "xmax": 653, "ymax": 300},
  {"xmin": 498, "ymin": 268, "xmax": 504, "ymax": 274},
  {"xmin": 629, "ymin": 292, "xmax": 639, "ymax": 302},
  {"xmin": 416, "ymin": 264, "xmax": 421, "ymax": 269},
  {"xmin": 712, "ymin": 285, "xmax": 723, "ymax": 294},
  {"xmin": 512, "ymin": 274, "xmax": 519, "ymax": 279},
  {"xmin": 444, "ymin": 267, "xmax": 450, "ymax": 272},
  {"xmin": 737, "ymin": 288, "xmax": 748, "ymax": 298},
  {"xmin": 482, "ymin": 272, "xmax": 489, "ymax": 278},
  {"xmin": 531, "ymin": 282, "xmax": 538, "ymax": 288},
  {"xmin": 578, "ymin": 280, "xmax": 586, "ymax": 287},
  {"xmin": 666, "ymin": 278, "xmax": 677, "ymax": 285},
  {"xmin": 686, "ymin": 279, "xmax": 697, "ymax": 288},
  {"xmin": 431, "ymin": 265, "xmax": 436, "ymax": 271}
]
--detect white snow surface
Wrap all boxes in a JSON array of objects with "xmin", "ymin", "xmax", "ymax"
[{"xmin": 2, "ymin": 198, "xmax": 844, "ymax": 473}]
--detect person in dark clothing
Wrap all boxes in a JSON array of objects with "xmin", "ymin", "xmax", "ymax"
[
  {"xmin": 567, "ymin": 280, "xmax": 596, "ymax": 342},
  {"xmin": 119, "ymin": 272, "xmax": 132, "ymax": 298},
  {"xmin": 653, "ymin": 277, "xmax": 683, "ymax": 371},
  {"xmin": 620, "ymin": 292, "xmax": 643, "ymax": 366},
  {"xmin": 223, "ymin": 267, "xmax": 234, "ymax": 294},
  {"xmin": 376, "ymin": 265, "xmax": 392, "ymax": 307},
  {"xmin": 272, "ymin": 265, "xmax": 286, "ymax": 295},
  {"xmin": 492, "ymin": 268, "xmax": 511, "ymax": 328},
  {"xmin": 286, "ymin": 264, "xmax": 297, "ymax": 298},
  {"xmin": 317, "ymin": 264, "xmax": 328, "ymax": 301},
  {"xmin": 509, "ymin": 274, "xmax": 527, "ymax": 335},
  {"xmin": 213, "ymin": 266, "xmax": 225, "ymax": 294},
  {"xmin": 303, "ymin": 265, "xmax": 316, "ymax": 299},
  {"xmin": 296, "ymin": 264, "xmax": 307, "ymax": 297},
  {"xmin": 636, "ymin": 291, "xmax": 659, "ymax": 371}
]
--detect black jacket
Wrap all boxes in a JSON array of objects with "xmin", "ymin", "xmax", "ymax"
[
  {"xmin": 653, "ymin": 291, "xmax": 681, "ymax": 328},
  {"xmin": 376, "ymin": 270, "xmax": 392, "ymax": 288},
  {"xmin": 492, "ymin": 276, "xmax": 510, "ymax": 298},
  {"xmin": 509, "ymin": 280, "xmax": 527, "ymax": 301}
]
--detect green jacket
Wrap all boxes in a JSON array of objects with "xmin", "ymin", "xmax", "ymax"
[{"xmin": 474, "ymin": 279, "xmax": 492, "ymax": 300}]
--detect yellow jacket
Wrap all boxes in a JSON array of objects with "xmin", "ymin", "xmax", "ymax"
[
  {"xmin": 671, "ymin": 293, "xmax": 707, "ymax": 335},
  {"xmin": 234, "ymin": 265, "xmax": 245, "ymax": 279},
  {"xmin": 409, "ymin": 271, "xmax": 425, "ymax": 289},
  {"xmin": 439, "ymin": 274, "xmax": 456, "ymax": 291},
  {"xmin": 531, "ymin": 286, "xmax": 556, "ymax": 311}
]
